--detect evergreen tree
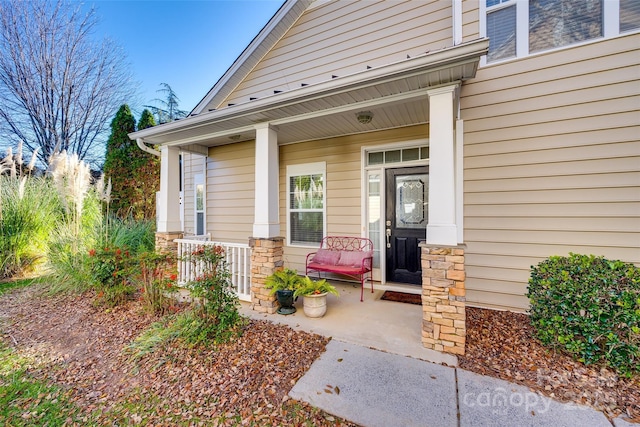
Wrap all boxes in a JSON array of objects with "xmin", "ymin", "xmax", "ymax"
[
  {"xmin": 144, "ymin": 83, "xmax": 188, "ymax": 124},
  {"xmin": 138, "ymin": 109, "xmax": 156, "ymax": 130},
  {"xmin": 134, "ymin": 109, "xmax": 160, "ymax": 219},
  {"xmin": 103, "ymin": 105, "xmax": 148, "ymax": 218}
]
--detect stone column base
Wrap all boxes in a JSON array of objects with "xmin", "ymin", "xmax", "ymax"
[
  {"xmin": 421, "ymin": 244, "xmax": 466, "ymax": 356},
  {"xmin": 249, "ymin": 237, "xmax": 284, "ymax": 314},
  {"xmin": 155, "ymin": 231, "xmax": 183, "ymax": 255}
]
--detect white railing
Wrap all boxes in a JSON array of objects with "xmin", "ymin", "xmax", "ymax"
[{"xmin": 175, "ymin": 238, "xmax": 252, "ymax": 302}]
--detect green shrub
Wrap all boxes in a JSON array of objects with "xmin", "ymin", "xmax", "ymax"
[
  {"xmin": 527, "ymin": 253, "xmax": 640, "ymax": 377},
  {"xmin": 181, "ymin": 245, "xmax": 246, "ymax": 346},
  {"xmin": 89, "ymin": 246, "xmax": 137, "ymax": 307},
  {"xmin": 137, "ymin": 251, "xmax": 177, "ymax": 315}
]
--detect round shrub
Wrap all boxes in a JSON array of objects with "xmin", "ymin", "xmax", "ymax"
[{"xmin": 527, "ymin": 253, "xmax": 639, "ymax": 377}]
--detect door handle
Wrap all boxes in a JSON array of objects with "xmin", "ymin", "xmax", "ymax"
[{"xmin": 386, "ymin": 228, "xmax": 391, "ymax": 248}]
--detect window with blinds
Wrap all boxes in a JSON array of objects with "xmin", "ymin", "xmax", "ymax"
[
  {"xmin": 485, "ymin": 0, "xmax": 636, "ymax": 63},
  {"xmin": 287, "ymin": 163, "xmax": 325, "ymax": 246},
  {"xmin": 621, "ymin": 0, "xmax": 640, "ymax": 32},
  {"xmin": 487, "ymin": 0, "xmax": 517, "ymax": 62}
]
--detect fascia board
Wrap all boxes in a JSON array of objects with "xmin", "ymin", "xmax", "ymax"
[{"xmin": 129, "ymin": 38, "xmax": 488, "ymax": 142}]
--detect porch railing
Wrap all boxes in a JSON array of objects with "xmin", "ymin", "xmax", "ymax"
[{"xmin": 175, "ymin": 238, "xmax": 252, "ymax": 302}]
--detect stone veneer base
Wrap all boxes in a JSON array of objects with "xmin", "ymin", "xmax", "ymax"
[
  {"xmin": 249, "ymin": 237, "xmax": 284, "ymax": 314},
  {"xmin": 421, "ymin": 244, "xmax": 466, "ymax": 356},
  {"xmin": 155, "ymin": 231, "xmax": 183, "ymax": 254}
]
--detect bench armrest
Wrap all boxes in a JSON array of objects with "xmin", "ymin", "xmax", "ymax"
[
  {"xmin": 305, "ymin": 252, "xmax": 317, "ymax": 265},
  {"xmin": 361, "ymin": 255, "xmax": 373, "ymax": 271}
]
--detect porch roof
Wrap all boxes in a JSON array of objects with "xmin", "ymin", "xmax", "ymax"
[{"xmin": 128, "ymin": 39, "xmax": 488, "ymax": 149}]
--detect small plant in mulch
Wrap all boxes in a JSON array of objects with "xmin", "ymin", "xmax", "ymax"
[
  {"xmin": 136, "ymin": 251, "xmax": 178, "ymax": 315},
  {"xmin": 180, "ymin": 245, "xmax": 247, "ymax": 346},
  {"xmin": 88, "ymin": 246, "xmax": 138, "ymax": 307},
  {"xmin": 527, "ymin": 253, "xmax": 640, "ymax": 377}
]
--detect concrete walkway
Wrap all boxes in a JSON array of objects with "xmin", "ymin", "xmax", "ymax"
[
  {"xmin": 289, "ymin": 340, "xmax": 634, "ymax": 427},
  {"xmin": 239, "ymin": 284, "xmax": 637, "ymax": 427}
]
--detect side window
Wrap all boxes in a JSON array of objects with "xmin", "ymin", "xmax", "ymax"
[
  {"xmin": 194, "ymin": 173, "xmax": 205, "ymax": 236},
  {"xmin": 287, "ymin": 162, "xmax": 325, "ymax": 246}
]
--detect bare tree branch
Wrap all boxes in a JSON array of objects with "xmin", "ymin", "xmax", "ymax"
[{"xmin": 0, "ymin": 0, "xmax": 137, "ymax": 167}]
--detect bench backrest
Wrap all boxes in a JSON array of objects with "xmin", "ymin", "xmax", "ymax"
[{"xmin": 319, "ymin": 236, "xmax": 373, "ymax": 252}]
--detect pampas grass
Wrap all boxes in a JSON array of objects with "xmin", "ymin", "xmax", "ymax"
[
  {"xmin": 48, "ymin": 151, "xmax": 92, "ymax": 240},
  {"xmin": 0, "ymin": 148, "xmax": 61, "ymax": 278}
]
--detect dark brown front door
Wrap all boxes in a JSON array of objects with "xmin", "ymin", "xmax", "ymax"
[{"xmin": 385, "ymin": 166, "xmax": 428, "ymax": 285}]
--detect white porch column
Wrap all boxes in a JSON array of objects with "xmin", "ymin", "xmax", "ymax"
[
  {"xmin": 157, "ymin": 145, "xmax": 182, "ymax": 233},
  {"xmin": 253, "ymin": 123, "xmax": 280, "ymax": 238},
  {"xmin": 426, "ymin": 85, "xmax": 458, "ymax": 246}
]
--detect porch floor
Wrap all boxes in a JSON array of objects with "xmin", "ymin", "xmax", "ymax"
[{"xmin": 239, "ymin": 281, "xmax": 458, "ymax": 366}]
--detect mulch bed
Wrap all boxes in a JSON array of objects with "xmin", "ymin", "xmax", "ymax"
[
  {"xmin": 1, "ymin": 285, "xmax": 638, "ymax": 424},
  {"xmin": 460, "ymin": 307, "xmax": 640, "ymax": 422},
  {"xmin": 0, "ymin": 285, "xmax": 357, "ymax": 426}
]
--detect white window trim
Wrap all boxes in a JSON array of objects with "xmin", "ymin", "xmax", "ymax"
[
  {"xmin": 194, "ymin": 172, "xmax": 206, "ymax": 236},
  {"xmin": 480, "ymin": 0, "xmax": 637, "ymax": 66},
  {"xmin": 361, "ymin": 140, "xmax": 430, "ymax": 284},
  {"xmin": 286, "ymin": 162, "xmax": 326, "ymax": 248}
]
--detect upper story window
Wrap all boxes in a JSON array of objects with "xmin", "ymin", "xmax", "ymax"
[
  {"xmin": 621, "ymin": 0, "xmax": 640, "ymax": 32},
  {"xmin": 484, "ymin": 0, "xmax": 640, "ymax": 63}
]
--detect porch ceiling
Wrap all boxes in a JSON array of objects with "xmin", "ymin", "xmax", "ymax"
[{"xmin": 129, "ymin": 39, "xmax": 489, "ymax": 148}]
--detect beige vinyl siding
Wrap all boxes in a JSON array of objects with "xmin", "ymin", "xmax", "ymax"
[
  {"xmin": 222, "ymin": 0, "xmax": 453, "ymax": 107},
  {"xmin": 461, "ymin": 0, "xmax": 479, "ymax": 42},
  {"xmin": 461, "ymin": 33, "xmax": 640, "ymax": 312},
  {"xmin": 181, "ymin": 153, "xmax": 205, "ymax": 236},
  {"xmin": 205, "ymin": 141, "xmax": 255, "ymax": 243},
  {"xmin": 280, "ymin": 125, "xmax": 428, "ymax": 273}
]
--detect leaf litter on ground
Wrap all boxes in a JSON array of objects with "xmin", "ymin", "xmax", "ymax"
[{"xmin": 0, "ymin": 284, "xmax": 358, "ymax": 426}]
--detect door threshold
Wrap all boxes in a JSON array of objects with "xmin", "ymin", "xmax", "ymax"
[{"xmin": 375, "ymin": 282, "xmax": 422, "ymax": 295}]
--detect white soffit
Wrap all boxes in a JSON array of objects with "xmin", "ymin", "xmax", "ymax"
[{"xmin": 130, "ymin": 39, "xmax": 489, "ymax": 147}]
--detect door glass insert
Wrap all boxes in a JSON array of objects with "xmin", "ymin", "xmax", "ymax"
[{"xmin": 395, "ymin": 174, "xmax": 427, "ymax": 230}]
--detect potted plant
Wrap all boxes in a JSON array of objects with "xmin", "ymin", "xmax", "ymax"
[
  {"xmin": 293, "ymin": 276, "xmax": 339, "ymax": 318},
  {"xmin": 264, "ymin": 268, "xmax": 302, "ymax": 315}
]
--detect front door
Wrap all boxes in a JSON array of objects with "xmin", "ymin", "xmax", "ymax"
[{"xmin": 385, "ymin": 166, "xmax": 428, "ymax": 285}]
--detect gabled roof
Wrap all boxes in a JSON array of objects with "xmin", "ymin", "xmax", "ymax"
[
  {"xmin": 191, "ymin": 0, "xmax": 313, "ymax": 115},
  {"xmin": 129, "ymin": 0, "xmax": 489, "ymax": 148}
]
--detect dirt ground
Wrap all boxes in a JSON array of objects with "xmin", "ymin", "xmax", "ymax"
[{"xmin": 1, "ymin": 284, "xmax": 638, "ymax": 425}]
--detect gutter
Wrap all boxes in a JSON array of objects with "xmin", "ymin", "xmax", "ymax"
[
  {"xmin": 136, "ymin": 138, "xmax": 161, "ymax": 157},
  {"xmin": 129, "ymin": 38, "xmax": 489, "ymax": 143}
]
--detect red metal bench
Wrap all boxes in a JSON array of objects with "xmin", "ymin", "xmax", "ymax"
[{"xmin": 305, "ymin": 236, "xmax": 374, "ymax": 301}]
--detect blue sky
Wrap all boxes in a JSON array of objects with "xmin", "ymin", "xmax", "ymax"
[{"xmin": 82, "ymin": 0, "xmax": 284, "ymax": 115}]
